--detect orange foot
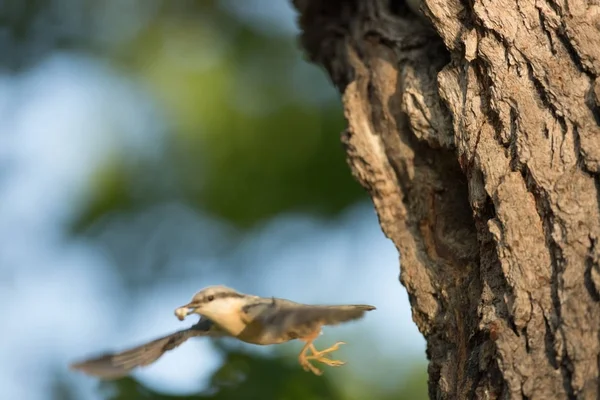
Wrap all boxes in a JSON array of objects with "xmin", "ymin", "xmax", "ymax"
[{"xmin": 298, "ymin": 340, "xmax": 346, "ymax": 376}]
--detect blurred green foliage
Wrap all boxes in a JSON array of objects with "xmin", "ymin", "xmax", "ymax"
[
  {"xmin": 67, "ymin": 1, "xmax": 366, "ymax": 231},
  {"xmin": 102, "ymin": 348, "xmax": 342, "ymax": 400},
  {"xmin": 97, "ymin": 347, "xmax": 427, "ymax": 400}
]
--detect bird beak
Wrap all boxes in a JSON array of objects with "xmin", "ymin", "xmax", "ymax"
[{"xmin": 174, "ymin": 304, "xmax": 197, "ymax": 321}]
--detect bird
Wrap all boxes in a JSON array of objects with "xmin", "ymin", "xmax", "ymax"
[{"xmin": 70, "ymin": 285, "xmax": 376, "ymax": 378}]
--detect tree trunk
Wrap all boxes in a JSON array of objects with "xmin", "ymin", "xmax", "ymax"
[{"xmin": 291, "ymin": 0, "xmax": 600, "ymax": 398}]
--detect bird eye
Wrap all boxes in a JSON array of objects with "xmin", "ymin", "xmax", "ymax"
[{"xmin": 207, "ymin": 295, "xmax": 214, "ymax": 302}]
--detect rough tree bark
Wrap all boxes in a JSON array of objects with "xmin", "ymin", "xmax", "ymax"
[{"xmin": 291, "ymin": 0, "xmax": 600, "ymax": 399}]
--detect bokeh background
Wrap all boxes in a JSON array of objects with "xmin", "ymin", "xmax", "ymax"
[{"xmin": 0, "ymin": 1, "xmax": 427, "ymax": 399}]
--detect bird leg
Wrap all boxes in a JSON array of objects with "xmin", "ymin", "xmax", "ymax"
[{"xmin": 298, "ymin": 340, "xmax": 324, "ymax": 375}]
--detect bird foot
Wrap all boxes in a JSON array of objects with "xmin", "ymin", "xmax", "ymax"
[
  {"xmin": 299, "ymin": 341, "xmax": 347, "ymax": 375},
  {"xmin": 308, "ymin": 341, "xmax": 345, "ymax": 359}
]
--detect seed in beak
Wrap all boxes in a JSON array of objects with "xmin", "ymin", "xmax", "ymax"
[{"xmin": 174, "ymin": 307, "xmax": 189, "ymax": 321}]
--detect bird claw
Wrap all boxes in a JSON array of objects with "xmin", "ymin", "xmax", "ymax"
[{"xmin": 313, "ymin": 357, "xmax": 345, "ymax": 367}]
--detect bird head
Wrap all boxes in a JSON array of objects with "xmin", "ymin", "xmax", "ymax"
[{"xmin": 174, "ymin": 285, "xmax": 248, "ymax": 321}]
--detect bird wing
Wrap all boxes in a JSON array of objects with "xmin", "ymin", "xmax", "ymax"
[
  {"xmin": 243, "ymin": 299, "xmax": 375, "ymax": 341},
  {"xmin": 70, "ymin": 318, "xmax": 223, "ymax": 379}
]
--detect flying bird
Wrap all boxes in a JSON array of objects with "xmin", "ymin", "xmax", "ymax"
[{"xmin": 70, "ymin": 285, "xmax": 376, "ymax": 378}]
